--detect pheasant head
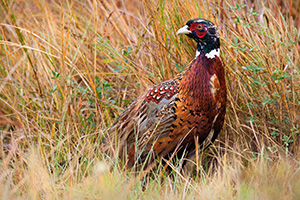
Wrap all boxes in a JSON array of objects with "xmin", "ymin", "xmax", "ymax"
[{"xmin": 177, "ymin": 18, "xmax": 220, "ymax": 57}]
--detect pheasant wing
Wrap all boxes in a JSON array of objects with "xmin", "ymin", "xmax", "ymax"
[{"xmin": 105, "ymin": 79, "xmax": 180, "ymax": 167}]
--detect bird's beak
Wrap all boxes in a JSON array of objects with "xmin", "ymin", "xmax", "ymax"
[{"xmin": 176, "ymin": 25, "xmax": 191, "ymax": 35}]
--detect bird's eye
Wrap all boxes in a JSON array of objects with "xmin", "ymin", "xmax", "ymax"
[{"xmin": 197, "ymin": 24, "xmax": 203, "ymax": 30}]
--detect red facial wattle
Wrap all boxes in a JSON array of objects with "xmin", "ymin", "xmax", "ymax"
[{"xmin": 190, "ymin": 23, "xmax": 207, "ymax": 38}]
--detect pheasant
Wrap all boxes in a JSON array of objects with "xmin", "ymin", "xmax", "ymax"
[{"xmin": 104, "ymin": 18, "xmax": 227, "ymax": 170}]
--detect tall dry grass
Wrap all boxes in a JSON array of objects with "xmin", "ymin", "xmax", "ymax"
[{"xmin": 0, "ymin": 0, "xmax": 300, "ymax": 199}]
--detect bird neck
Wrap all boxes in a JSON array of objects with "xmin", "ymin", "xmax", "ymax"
[
  {"xmin": 195, "ymin": 48, "xmax": 220, "ymax": 59},
  {"xmin": 196, "ymin": 42, "xmax": 220, "ymax": 59},
  {"xmin": 196, "ymin": 37, "xmax": 220, "ymax": 58}
]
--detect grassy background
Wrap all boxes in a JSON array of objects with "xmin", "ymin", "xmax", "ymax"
[{"xmin": 0, "ymin": 0, "xmax": 300, "ymax": 199}]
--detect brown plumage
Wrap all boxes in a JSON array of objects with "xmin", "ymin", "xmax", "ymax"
[{"xmin": 104, "ymin": 18, "xmax": 227, "ymax": 170}]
